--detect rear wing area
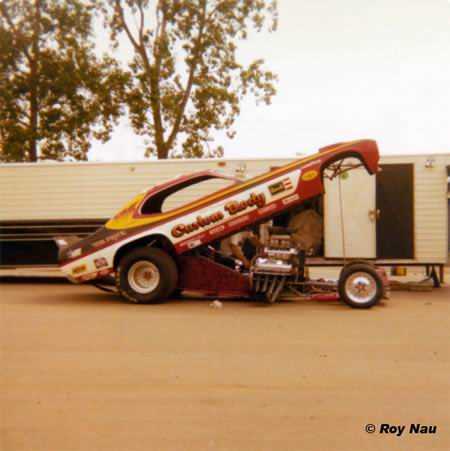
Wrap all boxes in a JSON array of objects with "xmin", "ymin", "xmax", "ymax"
[{"xmin": 316, "ymin": 139, "xmax": 379, "ymax": 177}]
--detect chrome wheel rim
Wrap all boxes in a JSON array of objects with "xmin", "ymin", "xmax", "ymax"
[
  {"xmin": 344, "ymin": 272, "xmax": 377, "ymax": 304},
  {"xmin": 128, "ymin": 261, "xmax": 160, "ymax": 294}
]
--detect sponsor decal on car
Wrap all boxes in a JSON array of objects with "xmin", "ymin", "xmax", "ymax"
[
  {"xmin": 170, "ymin": 191, "xmax": 265, "ymax": 238},
  {"xmin": 268, "ymin": 181, "xmax": 285, "ymax": 195},
  {"xmin": 269, "ymin": 177, "xmax": 294, "ymax": 196},
  {"xmin": 94, "ymin": 257, "xmax": 108, "ymax": 269},
  {"xmin": 72, "ymin": 264, "xmax": 87, "ymax": 275},
  {"xmin": 301, "ymin": 170, "xmax": 319, "ymax": 181},
  {"xmin": 171, "ymin": 211, "xmax": 224, "ymax": 238},
  {"xmin": 281, "ymin": 177, "xmax": 293, "ymax": 190},
  {"xmin": 224, "ymin": 192, "xmax": 266, "ymax": 215}
]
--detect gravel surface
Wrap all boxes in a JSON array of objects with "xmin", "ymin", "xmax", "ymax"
[{"xmin": 1, "ymin": 280, "xmax": 449, "ymax": 451}]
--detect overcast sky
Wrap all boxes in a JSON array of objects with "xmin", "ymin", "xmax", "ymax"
[{"xmin": 89, "ymin": 0, "xmax": 450, "ymax": 161}]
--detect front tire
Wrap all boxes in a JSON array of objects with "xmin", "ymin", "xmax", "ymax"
[
  {"xmin": 116, "ymin": 247, "xmax": 178, "ymax": 304},
  {"xmin": 338, "ymin": 263, "xmax": 383, "ymax": 309}
]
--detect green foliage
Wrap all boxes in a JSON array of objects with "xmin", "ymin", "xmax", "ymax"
[
  {"xmin": 102, "ymin": 0, "xmax": 278, "ymax": 159},
  {"xmin": 0, "ymin": 0, "xmax": 128, "ymax": 162}
]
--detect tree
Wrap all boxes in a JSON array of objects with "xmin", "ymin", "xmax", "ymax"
[
  {"xmin": 103, "ymin": 0, "xmax": 277, "ymax": 159},
  {"xmin": 0, "ymin": 0, "xmax": 128, "ymax": 162}
]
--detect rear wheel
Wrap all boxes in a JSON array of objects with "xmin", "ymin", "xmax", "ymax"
[
  {"xmin": 116, "ymin": 247, "xmax": 178, "ymax": 304},
  {"xmin": 339, "ymin": 260, "xmax": 375, "ymax": 279},
  {"xmin": 338, "ymin": 263, "xmax": 383, "ymax": 309}
]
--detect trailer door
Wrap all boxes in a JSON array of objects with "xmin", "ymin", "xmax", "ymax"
[
  {"xmin": 376, "ymin": 164, "xmax": 414, "ymax": 259},
  {"xmin": 323, "ymin": 166, "xmax": 376, "ymax": 258}
]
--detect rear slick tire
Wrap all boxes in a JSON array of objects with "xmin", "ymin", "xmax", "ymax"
[{"xmin": 116, "ymin": 247, "xmax": 178, "ymax": 304}]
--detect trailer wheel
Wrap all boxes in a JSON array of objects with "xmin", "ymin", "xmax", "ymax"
[
  {"xmin": 338, "ymin": 263, "xmax": 383, "ymax": 309},
  {"xmin": 116, "ymin": 247, "xmax": 178, "ymax": 304}
]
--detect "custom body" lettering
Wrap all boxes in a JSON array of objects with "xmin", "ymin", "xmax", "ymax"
[
  {"xmin": 224, "ymin": 192, "xmax": 266, "ymax": 215},
  {"xmin": 171, "ymin": 212, "xmax": 224, "ymax": 238}
]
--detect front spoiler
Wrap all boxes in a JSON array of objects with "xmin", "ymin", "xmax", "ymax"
[
  {"xmin": 61, "ymin": 264, "xmax": 114, "ymax": 284},
  {"xmin": 56, "ymin": 234, "xmax": 115, "ymax": 284}
]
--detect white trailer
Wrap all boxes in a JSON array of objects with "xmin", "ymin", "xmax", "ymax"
[
  {"xmin": 1, "ymin": 153, "xmax": 449, "ymax": 281},
  {"xmin": 0, "ymin": 158, "xmax": 281, "ymax": 267},
  {"xmin": 323, "ymin": 153, "xmax": 450, "ymax": 284}
]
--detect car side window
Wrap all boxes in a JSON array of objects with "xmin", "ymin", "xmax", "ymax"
[{"xmin": 140, "ymin": 175, "xmax": 236, "ymax": 215}]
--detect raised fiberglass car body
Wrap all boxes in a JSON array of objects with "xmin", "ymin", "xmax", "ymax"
[{"xmin": 59, "ymin": 139, "xmax": 379, "ymax": 290}]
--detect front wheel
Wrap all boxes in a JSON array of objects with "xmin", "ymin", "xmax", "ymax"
[
  {"xmin": 116, "ymin": 247, "xmax": 178, "ymax": 304},
  {"xmin": 338, "ymin": 263, "xmax": 383, "ymax": 309}
]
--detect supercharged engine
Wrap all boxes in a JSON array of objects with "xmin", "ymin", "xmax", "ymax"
[{"xmin": 250, "ymin": 227, "xmax": 300, "ymax": 303}]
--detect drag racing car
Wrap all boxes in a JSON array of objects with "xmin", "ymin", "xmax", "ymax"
[{"xmin": 57, "ymin": 139, "xmax": 388, "ymax": 307}]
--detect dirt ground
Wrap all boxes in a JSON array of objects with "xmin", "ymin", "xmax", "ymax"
[{"xmin": 1, "ymin": 279, "xmax": 449, "ymax": 451}]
